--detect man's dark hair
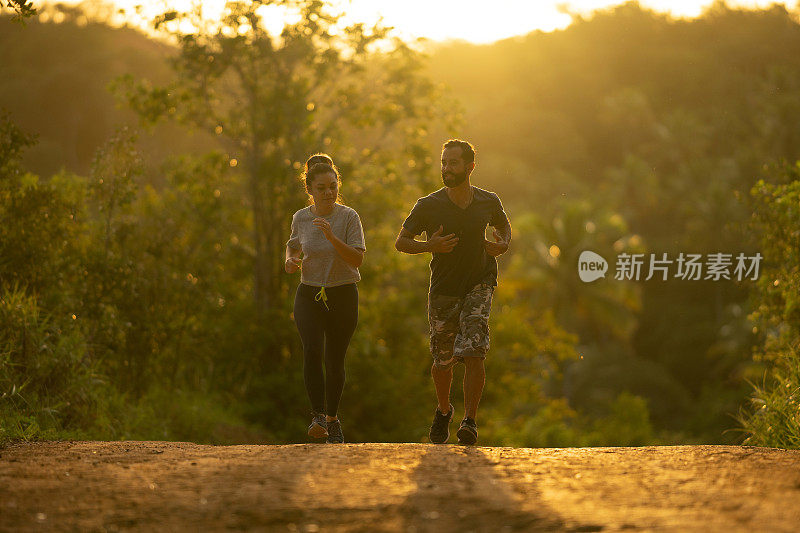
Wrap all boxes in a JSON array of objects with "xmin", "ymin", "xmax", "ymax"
[{"xmin": 442, "ymin": 139, "xmax": 475, "ymax": 165}]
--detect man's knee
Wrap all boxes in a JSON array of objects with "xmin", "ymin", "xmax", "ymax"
[
  {"xmin": 431, "ymin": 361, "xmax": 455, "ymax": 375},
  {"xmin": 462, "ymin": 355, "xmax": 485, "ymax": 369}
]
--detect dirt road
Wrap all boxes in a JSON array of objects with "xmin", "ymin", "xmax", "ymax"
[{"xmin": 1, "ymin": 442, "xmax": 799, "ymax": 532}]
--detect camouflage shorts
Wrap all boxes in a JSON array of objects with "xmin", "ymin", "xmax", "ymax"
[{"xmin": 427, "ymin": 283, "xmax": 495, "ymax": 370}]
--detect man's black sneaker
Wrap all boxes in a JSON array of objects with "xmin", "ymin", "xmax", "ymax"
[
  {"xmin": 308, "ymin": 411, "xmax": 328, "ymax": 439},
  {"xmin": 429, "ymin": 403, "xmax": 454, "ymax": 444},
  {"xmin": 326, "ymin": 419, "xmax": 344, "ymax": 443},
  {"xmin": 457, "ymin": 417, "xmax": 478, "ymax": 445}
]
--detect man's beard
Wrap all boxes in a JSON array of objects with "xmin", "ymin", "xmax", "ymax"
[{"xmin": 442, "ymin": 169, "xmax": 467, "ymax": 187}]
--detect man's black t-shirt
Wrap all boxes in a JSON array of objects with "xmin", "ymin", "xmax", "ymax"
[{"xmin": 402, "ymin": 186, "xmax": 510, "ymax": 297}]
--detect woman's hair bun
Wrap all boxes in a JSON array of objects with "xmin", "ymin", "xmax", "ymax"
[{"xmin": 305, "ymin": 153, "xmax": 333, "ymax": 172}]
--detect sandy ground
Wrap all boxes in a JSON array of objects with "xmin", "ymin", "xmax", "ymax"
[{"xmin": 1, "ymin": 441, "xmax": 799, "ymax": 532}]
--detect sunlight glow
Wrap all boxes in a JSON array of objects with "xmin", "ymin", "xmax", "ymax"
[{"xmin": 45, "ymin": 0, "xmax": 800, "ymax": 44}]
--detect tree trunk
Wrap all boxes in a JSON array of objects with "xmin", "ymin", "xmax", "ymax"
[{"xmin": 249, "ymin": 152, "xmax": 271, "ymax": 320}]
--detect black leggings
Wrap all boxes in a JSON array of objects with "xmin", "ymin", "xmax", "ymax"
[{"xmin": 294, "ymin": 283, "xmax": 358, "ymax": 417}]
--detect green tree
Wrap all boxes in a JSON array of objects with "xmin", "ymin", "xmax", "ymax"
[
  {"xmin": 0, "ymin": 113, "xmax": 80, "ymax": 301},
  {"xmin": 114, "ymin": 0, "xmax": 444, "ymax": 327}
]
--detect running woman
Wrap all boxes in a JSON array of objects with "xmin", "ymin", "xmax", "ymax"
[
  {"xmin": 395, "ymin": 139, "xmax": 511, "ymax": 445},
  {"xmin": 285, "ymin": 154, "xmax": 366, "ymax": 443}
]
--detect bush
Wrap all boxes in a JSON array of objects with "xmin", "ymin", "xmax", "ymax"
[
  {"xmin": 0, "ymin": 287, "xmax": 113, "ymax": 444},
  {"xmin": 738, "ymin": 173, "xmax": 800, "ymax": 448}
]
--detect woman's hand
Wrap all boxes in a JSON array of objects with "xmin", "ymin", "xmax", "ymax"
[
  {"xmin": 312, "ymin": 218, "xmax": 334, "ymax": 240},
  {"xmin": 285, "ymin": 257, "xmax": 302, "ymax": 274},
  {"xmin": 310, "ymin": 217, "xmax": 363, "ymax": 267}
]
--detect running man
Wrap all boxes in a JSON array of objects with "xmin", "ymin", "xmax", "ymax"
[{"xmin": 395, "ymin": 139, "xmax": 511, "ymax": 445}]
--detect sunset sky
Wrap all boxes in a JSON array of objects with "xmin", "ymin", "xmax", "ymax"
[{"xmin": 47, "ymin": 0, "xmax": 800, "ymax": 43}]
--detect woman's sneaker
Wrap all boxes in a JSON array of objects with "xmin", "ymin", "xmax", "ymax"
[
  {"xmin": 429, "ymin": 403, "xmax": 454, "ymax": 444},
  {"xmin": 326, "ymin": 419, "xmax": 344, "ymax": 443},
  {"xmin": 308, "ymin": 411, "xmax": 328, "ymax": 439},
  {"xmin": 457, "ymin": 417, "xmax": 478, "ymax": 445}
]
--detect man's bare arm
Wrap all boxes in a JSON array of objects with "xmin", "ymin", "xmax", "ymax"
[{"xmin": 395, "ymin": 227, "xmax": 431, "ymax": 254}]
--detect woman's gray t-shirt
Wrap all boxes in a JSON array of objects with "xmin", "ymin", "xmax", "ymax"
[{"xmin": 286, "ymin": 203, "xmax": 366, "ymax": 287}]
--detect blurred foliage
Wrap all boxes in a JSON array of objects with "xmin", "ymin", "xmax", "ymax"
[
  {"xmin": 738, "ymin": 171, "xmax": 800, "ymax": 448},
  {"xmin": 0, "ymin": 8, "xmax": 214, "ymax": 178},
  {"xmin": 4, "ymin": 1, "xmax": 800, "ymax": 447}
]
